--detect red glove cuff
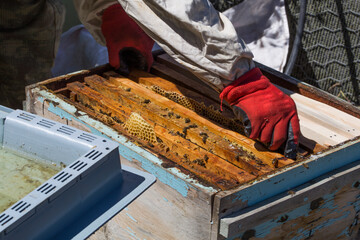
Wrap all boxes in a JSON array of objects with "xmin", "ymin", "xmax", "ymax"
[{"xmin": 101, "ymin": 4, "xmax": 154, "ymax": 70}]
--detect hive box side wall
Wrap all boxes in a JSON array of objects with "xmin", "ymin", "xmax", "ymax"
[
  {"xmin": 90, "ymin": 156, "xmax": 214, "ymax": 240},
  {"xmin": 210, "ymin": 139, "xmax": 360, "ymax": 239},
  {"xmin": 219, "ymin": 160, "xmax": 360, "ymax": 239},
  {"xmin": 26, "ymin": 86, "xmax": 216, "ymax": 240},
  {"xmin": 25, "ymin": 62, "xmax": 360, "ymax": 239}
]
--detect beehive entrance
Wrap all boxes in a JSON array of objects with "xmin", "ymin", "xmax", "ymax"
[{"xmin": 42, "ymin": 60, "xmax": 311, "ymax": 190}]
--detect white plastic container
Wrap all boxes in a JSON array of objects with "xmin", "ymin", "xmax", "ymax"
[{"xmin": 0, "ymin": 109, "xmax": 155, "ymax": 239}]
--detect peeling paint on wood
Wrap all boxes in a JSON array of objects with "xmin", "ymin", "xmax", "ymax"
[{"xmin": 220, "ymin": 161, "xmax": 360, "ymax": 239}]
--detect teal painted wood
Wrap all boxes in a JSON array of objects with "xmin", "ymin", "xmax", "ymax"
[
  {"xmin": 214, "ymin": 138, "xmax": 360, "ymax": 220},
  {"xmin": 220, "ymin": 160, "xmax": 360, "ymax": 239}
]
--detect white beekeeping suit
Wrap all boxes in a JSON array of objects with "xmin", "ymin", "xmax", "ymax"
[
  {"xmin": 74, "ymin": 0, "xmax": 255, "ymax": 91},
  {"xmin": 223, "ymin": 0, "xmax": 289, "ymax": 72},
  {"xmin": 72, "ymin": 0, "xmax": 300, "ymax": 160}
]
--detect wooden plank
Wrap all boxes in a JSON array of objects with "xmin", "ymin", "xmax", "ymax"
[
  {"xmin": 153, "ymin": 56, "xmax": 222, "ymax": 102},
  {"xmin": 88, "ymin": 157, "xmax": 214, "ymax": 240},
  {"xmin": 291, "ymin": 93, "xmax": 360, "ymax": 136},
  {"xmin": 153, "ymin": 56, "xmax": 233, "ymax": 113},
  {"xmin": 219, "ymin": 160, "xmax": 360, "ymax": 239},
  {"xmin": 299, "ymin": 116, "xmax": 350, "ymax": 146},
  {"xmin": 103, "ymin": 71, "xmax": 239, "ymax": 133},
  {"xmin": 257, "ymin": 61, "xmax": 360, "ymax": 119},
  {"xmin": 210, "ymin": 138, "xmax": 360, "ymax": 240},
  {"xmin": 38, "ymin": 64, "xmax": 112, "ymax": 91},
  {"xmin": 67, "ymin": 81, "xmax": 257, "ymax": 190},
  {"xmin": 126, "ymin": 69, "xmax": 235, "ymax": 118},
  {"xmin": 276, "ymin": 85, "xmax": 360, "ymax": 146},
  {"xmin": 151, "ymin": 61, "xmax": 233, "ymax": 112},
  {"xmin": 105, "ymin": 75, "xmax": 292, "ymax": 167},
  {"xmin": 84, "ymin": 75, "xmax": 273, "ymax": 176}
]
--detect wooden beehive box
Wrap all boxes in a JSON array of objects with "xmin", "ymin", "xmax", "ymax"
[{"xmin": 26, "ymin": 53, "xmax": 360, "ymax": 239}]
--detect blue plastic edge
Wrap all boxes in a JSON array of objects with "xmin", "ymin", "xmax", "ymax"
[{"xmin": 72, "ymin": 165, "xmax": 156, "ymax": 240}]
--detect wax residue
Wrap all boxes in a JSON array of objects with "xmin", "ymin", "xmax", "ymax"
[{"xmin": 0, "ymin": 147, "xmax": 62, "ymax": 212}]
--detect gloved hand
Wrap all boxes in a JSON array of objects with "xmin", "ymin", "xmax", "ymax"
[
  {"xmin": 220, "ymin": 68, "xmax": 300, "ymax": 159},
  {"xmin": 101, "ymin": 4, "xmax": 155, "ymax": 74}
]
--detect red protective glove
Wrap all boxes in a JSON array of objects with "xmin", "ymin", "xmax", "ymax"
[
  {"xmin": 101, "ymin": 4, "xmax": 155, "ymax": 73},
  {"xmin": 220, "ymin": 68, "xmax": 300, "ymax": 159}
]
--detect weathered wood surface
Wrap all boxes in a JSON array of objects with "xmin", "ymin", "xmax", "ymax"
[
  {"xmin": 127, "ymin": 69, "xmax": 234, "ymax": 118},
  {"xmin": 210, "ymin": 138, "xmax": 360, "ymax": 240},
  {"xmin": 67, "ymin": 80, "xmax": 257, "ymax": 189},
  {"xmin": 277, "ymin": 85, "xmax": 360, "ymax": 147},
  {"xmin": 219, "ymin": 160, "xmax": 360, "ymax": 239},
  {"xmin": 83, "ymin": 75, "xmax": 273, "ymax": 177},
  {"xmin": 155, "ymin": 53, "xmax": 360, "ymax": 151},
  {"xmin": 105, "ymin": 74, "xmax": 289, "ymax": 166},
  {"xmin": 152, "ymin": 57, "xmax": 222, "ymax": 105},
  {"xmin": 87, "ymin": 157, "xmax": 213, "ymax": 240},
  {"xmin": 257, "ymin": 61, "xmax": 360, "ymax": 120},
  {"xmin": 26, "ymin": 87, "xmax": 216, "ymax": 240}
]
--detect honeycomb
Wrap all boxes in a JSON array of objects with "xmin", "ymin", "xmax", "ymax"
[
  {"xmin": 124, "ymin": 112, "xmax": 157, "ymax": 143},
  {"xmin": 150, "ymin": 85, "xmax": 244, "ymax": 133},
  {"xmin": 58, "ymin": 68, "xmax": 299, "ymax": 191}
]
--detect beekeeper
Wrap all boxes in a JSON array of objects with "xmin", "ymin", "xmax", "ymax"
[
  {"xmin": 0, "ymin": 0, "xmax": 64, "ymax": 109},
  {"xmin": 0, "ymin": 0, "xmax": 299, "ymax": 158},
  {"xmin": 74, "ymin": 0, "xmax": 300, "ymax": 159}
]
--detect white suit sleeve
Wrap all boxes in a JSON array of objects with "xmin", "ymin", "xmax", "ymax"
[
  {"xmin": 73, "ymin": 0, "xmax": 116, "ymax": 46},
  {"xmin": 74, "ymin": 0, "xmax": 255, "ymax": 91}
]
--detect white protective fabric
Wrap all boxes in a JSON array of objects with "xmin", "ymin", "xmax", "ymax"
[
  {"xmin": 73, "ymin": 0, "xmax": 116, "ymax": 46},
  {"xmin": 223, "ymin": 0, "xmax": 289, "ymax": 72},
  {"xmin": 74, "ymin": 0, "xmax": 255, "ymax": 91},
  {"xmin": 73, "ymin": 0, "xmax": 289, "ymax": 90}
]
